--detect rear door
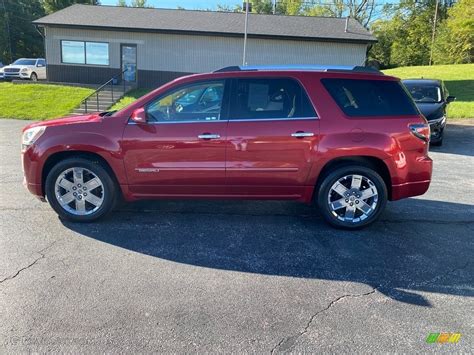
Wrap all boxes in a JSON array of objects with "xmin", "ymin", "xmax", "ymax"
[
  {"xmin": 225, "ymin": 77, "xmax": 319, "ymax": 197},
  {"xmin": 122, "ymin": 79, "xmax": 230, "ymax": 196}
]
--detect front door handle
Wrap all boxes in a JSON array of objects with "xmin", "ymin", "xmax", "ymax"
[
  {"xmin": 291, "ymin": 131, "xmax": 314, "ymax": 138},
  {"xmin": 198, "ymin": 133, "xmax": 221, "ymax": 140}
]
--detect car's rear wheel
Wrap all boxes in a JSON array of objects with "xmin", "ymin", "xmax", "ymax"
[
  {"xmin": 30, "ymin": 72, "xmax": 38, "ymax": 81},
  {"xmin": 317, "ymin": 165, "xmax": 387, "ymax": 229},
  {"xmin": 45, "ymin": 158, "xmax": 117, "ymax": 222}
]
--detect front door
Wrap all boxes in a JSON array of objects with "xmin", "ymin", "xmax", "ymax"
[
  {"xmin": 225, "ymin": 77, "xmax": 319, "ymax": 197},
  {"xmin": 121, "ymin": 44, "xmax": 137, "ymax": 83},
  {"xmin": 122, "ymin": 79, "xmax": 229, "ymax": 196}
]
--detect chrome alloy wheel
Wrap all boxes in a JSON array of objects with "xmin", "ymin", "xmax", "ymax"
[
  {"xmin": 327, "ymin": 174, "xmax": 379, "ymax": 223},
  {"xmin": 54, "ymin": 167, "xmax": 105, "ymax": 216}
]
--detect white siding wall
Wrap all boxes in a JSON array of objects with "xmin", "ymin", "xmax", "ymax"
[{"xmin": 45, "ymin": 27, "xmax": 368, "ymax": 73}]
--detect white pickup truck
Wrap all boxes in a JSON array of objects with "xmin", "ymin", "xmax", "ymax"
[{"xmin": 0, "ymin": 58, "xmax": 46, "ymax": 81}]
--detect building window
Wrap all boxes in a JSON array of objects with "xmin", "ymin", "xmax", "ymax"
[{"xmin": 61, "ymin": 40, "xmax": 109, "ymax": 66}]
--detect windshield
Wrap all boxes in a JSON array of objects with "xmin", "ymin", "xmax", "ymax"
[
  {"xmin": 13, "ymin": 59, "xmax": 36, "ymax": 66},
  {"xmin": 404, "ymin": 83, "xmax": 442, "ymax": 103}
]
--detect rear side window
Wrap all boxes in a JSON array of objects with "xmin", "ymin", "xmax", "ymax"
[
  {"xmin": 321, "ymin": 79, "xmax": 418, "ymax": 117},
  {"xmin": 230, "ymin": 78, "xmax": 316, "ymax": 120}
]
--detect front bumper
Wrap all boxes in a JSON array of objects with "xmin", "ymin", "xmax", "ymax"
[{"xmin": 1, "ymin": 72, "xmax": 31, "ymax": 80}]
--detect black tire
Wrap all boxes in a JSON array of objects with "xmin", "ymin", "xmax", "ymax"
[
  {"xmin": 316, "ymin": 165, "xmax": 388, "ymax": 229},
  {"xmin": 430, "ymin": 138, "xmax": 443, "ymax": 146},
  {"xmin": 45, "ymin": 157, "xmax": 117, "ymax": 222},
  {"xmin": 30, "ymin": 72, "xmax": 38, "ymax": 81}
]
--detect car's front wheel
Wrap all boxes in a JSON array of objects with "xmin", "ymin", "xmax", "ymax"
[
  {"xmin": 317, "ymin": 165, "xmax": 388, "ymax": 229},
  {"xmin": 45, "ymin": 157, "xmax": 117, "ymax": 222},
  {"xmin": 30, "ymin": 72, "xmax": 38, "ymax": 81}
]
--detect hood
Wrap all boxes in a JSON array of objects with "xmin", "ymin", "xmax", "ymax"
[
  {"xmin": 414, "ymin": 102, "xmax": 445, "ymax": 121},
  {"xmin": 23, "ymin": 114, "xmax": 103, "ymax": 131},
  {"xmin": 3, "ymin": 65, "xmax": 33, "ymax": 69}
]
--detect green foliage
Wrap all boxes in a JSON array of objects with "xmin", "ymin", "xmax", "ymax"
[
  {"xmin": 116, "ymin": 0, "xmax": 127, "ymax": 6},
  {"xmin": 0, "ymin": 83, "xmax": 94, "ymax": 120},
  {"xmin": 131, "ymin": 0, "xmax": 147, "ymax": 7},
  {"xmin": 41, "ymin": 0, "xmax": 99, "ymax": 14},
  {"xmin": 432, "ymin": 0, "xmax": 474, "ymax": 64},
  {"xmin": 384, "ymin": 64, "xmax": 474, "ymax": 118},
  {"xmin": 0, "ymin": 0, "xmax": 46, "ymax": 64},
  {"xmin": 110, "ymin": 88, "xmax": 152, "ymax": 111}
]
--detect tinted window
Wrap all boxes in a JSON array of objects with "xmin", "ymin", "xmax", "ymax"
[
  {"xmin": 322, "ymin": 79, "xmax": 418, "ymax": 117},
  {"xmin": 13, "ymin": 59, "xmax": 37, "ymax": 66},
  {"xmin": 404, "ymin": 83, "xmax": 442, "ymax": 103},
  {"xmin": 230, "ymin": 78, "xmax": 316, "ymax": 120},
  {"xmin": 146, "ymin": 81, "xmax": 225, "ymax": 122},
  {"xmin": 37, "ymin": 59, "xmax": 46, "ymax": 67}
]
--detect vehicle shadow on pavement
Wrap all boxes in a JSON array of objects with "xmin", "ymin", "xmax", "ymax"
[
  {"xmin": 62, "ymin": 197, "xmax": 474, "ymax": 307},
  {"xmin": 429, "ymin": 123, "xmax": 474, "ymax": 157}
]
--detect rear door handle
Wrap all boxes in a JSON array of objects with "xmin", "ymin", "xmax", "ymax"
[
  {"xmin": 198, "ymin": 133, "xmax": 221, "ymax": 140},
  {"xmin": 291, "ymin": 132, "xmax": 314, "ymax": 138}
]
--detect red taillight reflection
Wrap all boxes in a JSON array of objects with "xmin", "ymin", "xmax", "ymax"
[{"xmin": 409, "ymin": 123, "xmax": 430, "ymax": 142}]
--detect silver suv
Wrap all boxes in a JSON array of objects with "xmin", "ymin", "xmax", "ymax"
[{"xmin": 0, "ymin": 58, "xmax": 46, "ymax": 81}]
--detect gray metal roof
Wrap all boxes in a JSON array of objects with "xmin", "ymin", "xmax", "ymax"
[{"xmin": 33, "ymin": 4, "xmax": 376, "ymax": 44}]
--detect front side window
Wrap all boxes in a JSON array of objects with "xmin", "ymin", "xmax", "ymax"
[
  {"xmin": 146, "ymin": 81, "xmax": 225, "ymax": 122},
  {"xmin": 61, "ymin": 40, "xmax": 109, "ymax": 65},
  {"xmin": 230, "ymin": 78, "xmax": 316, "ymax": 120},
  {"xmin": 322, "ymin": 78, "xmax": 418, "ymax": 117},
  {"xmin": 37, "ymin": 59, "xmax": 46, "ymax": 67}
]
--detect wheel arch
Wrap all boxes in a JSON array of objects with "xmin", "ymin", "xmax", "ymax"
[
  {"xmin": 42, "ymin": 151, "xmax": 121, "ymax": 198},
  {"xmin": 314, "ymin": 156, "xmax": 392, "ymax": 201}
]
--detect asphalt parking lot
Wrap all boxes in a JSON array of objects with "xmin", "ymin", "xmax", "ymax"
[{"xmin": 1, "ymin": 119, "xmax": 473, "ymax": 352}]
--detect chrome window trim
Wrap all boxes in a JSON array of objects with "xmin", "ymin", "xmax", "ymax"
[
  {"xmin": 228, "ymin": 117, "xmax": 318, "ymax": 122},
  {"xmin": 128, "ymin": 117, "xmax": 318, "ymax": 125}
]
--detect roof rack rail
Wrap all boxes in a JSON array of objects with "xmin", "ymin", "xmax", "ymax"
[{"xmin": 214, "ymin": 65, "xmax": 382, "ymax": 74}]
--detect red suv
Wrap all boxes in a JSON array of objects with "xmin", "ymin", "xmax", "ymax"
[{"xmin": 21, "ymin": 66, "xmax": 432, "ymax": 229}]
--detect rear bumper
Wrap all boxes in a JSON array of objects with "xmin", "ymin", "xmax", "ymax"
[
  {"xmin": 391, "ymin": 179, "xmax": 431, "ymax": 201},
  {"xmin": 387, "ymin": 154, "xmax": 433, "ymax": 201}
]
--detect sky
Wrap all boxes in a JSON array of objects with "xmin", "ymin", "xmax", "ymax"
[{"xmin": 100, "ymin": 0, "xmax": 242, "ymax": 10}]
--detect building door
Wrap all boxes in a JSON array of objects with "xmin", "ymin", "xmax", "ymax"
[{"xmin": 121, "ymin": 44, "xmax": 137, "ymax": 83}]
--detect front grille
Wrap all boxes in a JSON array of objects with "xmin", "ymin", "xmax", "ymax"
[{"xmin": 4, "ymin": 68, "xmax": 20, "ymax": 73}]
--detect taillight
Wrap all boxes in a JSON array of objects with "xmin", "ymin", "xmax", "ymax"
[{"xmin": 409, "ymin": 123, "xmax": 430, "ymax": 142}]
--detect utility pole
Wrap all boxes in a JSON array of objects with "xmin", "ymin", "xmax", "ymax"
[
  {"xmin": 242, "ymin": 1, "xmax": 250, "ymax": 66},
  {"xmin": 273, "ymin": 0, "xmax": 276, "ymax": 14},
  {"xmin": 429, "ymin": 0, "xmax": 439, "ymax": 66}
]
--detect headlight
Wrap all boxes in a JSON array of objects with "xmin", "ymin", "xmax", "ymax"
[{"xmin": 22, "ymin": 126, "xmax": 46, "ymax": 150}]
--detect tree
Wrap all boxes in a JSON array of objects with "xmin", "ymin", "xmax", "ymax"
[
  {"xmin": 131, "ymin": 0, "xmax": 147, "ymax": 7},
  {"xmin": 41, "ymin": 0, "xmax": 99, "ymax": 14},
  {"xmin": 432, "ymin": 0, "xmax": 473, "ymax": 64},
  {"xmin": 0, "ymin": 0, "xmax": 45, "ymax": 63},
  {"xmin": 117, "ymin": 0, "xmax": 127, "ymax": 6}
]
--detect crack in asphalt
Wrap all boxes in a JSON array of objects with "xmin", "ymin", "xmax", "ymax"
[
  {"xmin": 270, "ymin": 262, "xmax": 471, "ymax": 354},
  {"xmin": 0, "ymin": 242, "xmax": 56, "ymax": 284},
  {"xmin": 270, "ymin": 287, "xmax": 378, "ymax": 354}
]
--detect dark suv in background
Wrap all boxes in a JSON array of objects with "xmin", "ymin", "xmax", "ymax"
[{"xmin": 402, "ymin": 79, "xmax": 455, "ymax": 146}]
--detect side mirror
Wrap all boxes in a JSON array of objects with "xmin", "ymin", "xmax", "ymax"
[
  {"xmin": 446, "ymin": 96, "xmax": 456, "ymax": 103},
  {"xmin": 37, "ymin": 64, "xmax": 44, "ymax": 67},
  {"xmin": 130, "ymin": 107, "xmax": 147, "ymax": 124}
]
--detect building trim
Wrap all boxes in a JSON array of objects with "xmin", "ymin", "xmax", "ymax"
[{"xmin": 36, "ymin": 24, "xmax": 377, "ymax": 45}]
